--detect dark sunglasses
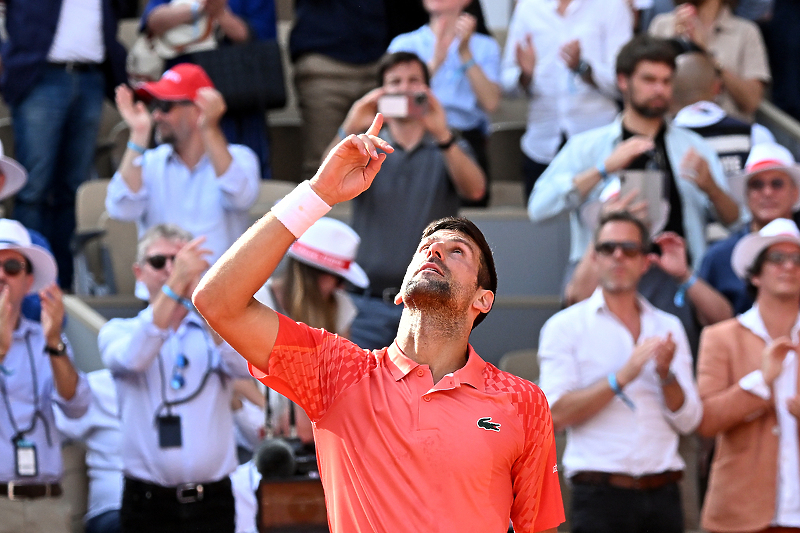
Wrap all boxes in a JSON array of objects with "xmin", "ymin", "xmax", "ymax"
[
  {"xmin": 0, "ymin": 258, "xmax": 26, "ymax": 276},
  {"xmin": 765, "ymin": 250, "xmax": 800, "ymax": 268},
  {"xmin": 595, "ymin": 241, "xmax": 644, "ymax": 258},
  {"xmin": 747, "ymin": 177, "xmax": 788, "ymax": 192},
  {"xmin": 148, "ymin": 99, "xmax": 193, "ymax": 113},
  {"xmin": 145, "ymin": 254, "xmax": 176, "ymax": 270}
]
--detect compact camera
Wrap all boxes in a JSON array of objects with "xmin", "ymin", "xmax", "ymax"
[{"xmin": 377, "ymin": 92, "xmax": 429, "ymax": 119}]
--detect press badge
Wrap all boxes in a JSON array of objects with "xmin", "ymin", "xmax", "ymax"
[
  {"xmin": 14, "ymin": 438, "xmax": 37, "ymax": 477},
  {"xmin": 157, "ymin": 415, "xmax": 182, "ymax": 448}
]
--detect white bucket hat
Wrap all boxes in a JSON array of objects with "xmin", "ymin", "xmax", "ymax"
[
  {"xmin": 0, "ymin": 141, "xmax": 27, "ymax": 201},
  {"xmin": 731, "ymin": 218, "xmax": 800, "ymax": 278},
  {"xmin": 729, "ymin": 142, "xmax": 800, "ymax": 209},
  {"xmin": 0, "ymin": 219, "xmax": 57, "ymax": 292},
  {"xmin": 287, "ymin": 217, "xmax": 369, "ymax": 289}
]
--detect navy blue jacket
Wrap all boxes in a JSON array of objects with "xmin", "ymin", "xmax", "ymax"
[{"xmin": 1, "ymin": 0, "xmax": 127, "ymax": 106}]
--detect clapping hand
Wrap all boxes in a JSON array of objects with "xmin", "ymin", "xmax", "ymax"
[{"xmin": 116, "ymin": 84, "xmax": 152, "ymax": 138}]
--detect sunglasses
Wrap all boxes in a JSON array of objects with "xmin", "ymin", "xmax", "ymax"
[
  {"xmin": 747, "ymin": 177, "xmax": 788, "ymax": 192},
  {"xmin": 0, "ymin": 258, "xmax": 27, "ymax": 277},
  {"xmin": 595, "ymin": 241, "xmax": 645, "ymax": 258},
  {"xmin": 170, "ymin": 354, "xmax": 189, "ymax": 390},
  {"xmin": 765, "ymin": 250, "xmax": 800, "ymax": 268},
  {"xmin": 145, "ymin": 255, "xmax": 176, "ymax": 270},
  {"xmin": 148, "ymin": 99, "xmax": 193, "ymax": 113}
]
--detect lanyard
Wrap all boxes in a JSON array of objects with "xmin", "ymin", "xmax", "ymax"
[
  {"xmin": 0, "ymin": 332, "xmax": 52, "ymax": 445},
  {"xmin": 154, "ymin": 320, "xmax": 219, "ymax": 420}
]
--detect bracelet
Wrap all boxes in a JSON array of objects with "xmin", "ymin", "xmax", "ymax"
[
  {"xmin": 337, "ymin": 126, "xmax": 348, "ymax": 139},
  {"xmin": 162, "ymin": 285, "xmax": 194, "ymax": 311},
  {"xmin": 271, "ymin": 180, "xmax": 331, "ymax": 238},
  {"xmin": 437, "ymin": 130, "xmax": 459, "ymax": 151},
  {"xmin": 574, "ymin": 59, "xmax": 590, "ymax": 76},
  {"xmin": 673, "ymin": 272, "xmax": 697, "ymax": 308},
  {"xmin": 607, "ymin": 373, "xmax": 636, "ymax": 410},
  {"xmin": 127, "ymin": 141, "xmax": 146, "ymax": 155},
  {"xmin": 597, "ymin": 161, "xmax": 608, "ymax": 180},
  {"xmin": 459, "ymin": 58, "xmax": 476, "ymax": 74}
]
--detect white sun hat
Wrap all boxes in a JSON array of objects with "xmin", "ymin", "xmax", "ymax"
[
  {"xmin": 729, "ymin": 142, "xmax": 800, "ymax": 209},
  {"xmin": 731, "ymin": 218, "xmax": 800, "ymax": 279},
  {"xmin": 0, "ymin": 141, "xmax": 27, "ymax": 201},
  {"xmin": 287, "ymin": 217, "xmax": 369, "ymax": 289}
]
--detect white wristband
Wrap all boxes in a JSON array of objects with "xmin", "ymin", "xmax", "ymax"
[{"xmin": 271, "ymin": 180, "xmax": 331, "ymax": 238}]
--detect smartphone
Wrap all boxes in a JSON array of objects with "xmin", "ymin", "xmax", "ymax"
[{"xmin": 377, "ymin": 92, "xmax": 429, "ymax": 119}]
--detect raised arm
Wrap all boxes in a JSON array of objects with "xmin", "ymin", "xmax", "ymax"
[{"xmin": 193, "ymin": 115, "xmax": 393, "ymax": 368}]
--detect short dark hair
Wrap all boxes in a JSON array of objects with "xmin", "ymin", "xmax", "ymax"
[
  {"xmin": 594, "ymin": 211, "xmax": 651, "ymax": 253},
  {"xmin": 377, "ymin": 51, "xmax": 431, "ymax": 87},
  {"xmin": 420, "ymin": 217, "xmax": 497, "ymax": 329},
  {"xmin": 745, "ymin": 247, "xmax": 770, "ymax": 300},
  {"xmin": 616, "ymin": 35, "xmax": 677, "ymax": 77}
]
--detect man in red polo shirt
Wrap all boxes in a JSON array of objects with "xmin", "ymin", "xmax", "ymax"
[{"xmin": 193, "ymin": 114, "xmax": 564, "ymax": 532}]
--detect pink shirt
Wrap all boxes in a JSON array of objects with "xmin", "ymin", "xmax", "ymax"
[{"xmin": 250, "ymin": 314, "xmax": 564, "ymax": 532}]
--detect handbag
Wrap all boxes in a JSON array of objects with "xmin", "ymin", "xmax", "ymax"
[{"xmin": 187, "ymin": 39, "xmax": 287, "ymax": 113}]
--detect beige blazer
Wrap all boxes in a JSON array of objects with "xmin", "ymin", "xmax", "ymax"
[{"xmin": 697, "ymin": 318, "xmax": 780, "ymax": 533}]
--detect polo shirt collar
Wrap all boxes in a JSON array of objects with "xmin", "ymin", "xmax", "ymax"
[{"xmin": 386, "ymin": 340, "xmax": 487, "ymax": 392}]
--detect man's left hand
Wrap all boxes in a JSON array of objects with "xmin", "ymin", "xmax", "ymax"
[
  {"xmin": 654, "ymin": 332, "xmax": 676, "ymax": 379},
  {"xmin": 680, "ymin": 148, "xmax": 716, "ymax": 194},
  {"xmin": 40, "ymin": 284, "xmax": 65, "ymax": 348},
  {"xmin": 421, "ymin": 89, "xmax": 451, "ymax": 144},
  {"xmin": 649, "ymin": 232, "xmax": 691, "ymax": 282},
  {"xmin": 195, "ymin": 87, "xmax": 227, "ymax": 129},
  {"xmin": 559, "ymin": 40, "xmax": 581, "ymax": 72}
]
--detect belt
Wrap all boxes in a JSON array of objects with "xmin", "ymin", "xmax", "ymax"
[
  {"xmin": 48, "ymin": 61, "xmax": 100, "ymax": 72},
  {"xmin": 0, "ymin": 482, "xmax": 62, "ymax": 500},
  {"xmin": 571, "ymin": 470, "xmax": 682, "ymax": 491},
  {"xmin": 124, "ymin": 476, "xmax": 231, "ymax": 504}
]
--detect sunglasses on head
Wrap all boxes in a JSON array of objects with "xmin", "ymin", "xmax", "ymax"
[
  {"xmin": 148, "ymin": 99, "xmax": 193, "ymax": 114},
  {"xmin": 764, "ymin": 250, "xmax": 800, "ymax": 268},
  {"xmin": 747, "ymin": 177, "xmax": 788, "ymax": 192},
  {"xmin": 145, "ymin": 254, "xmax": 176, "ymax": 270},
  {"xmin": 594, "ymin": 241, "xmax": 644, "ymax": 258},
  {"xmin": 0, "ymin": 258, "xmax": 26, "ymax": 277}
]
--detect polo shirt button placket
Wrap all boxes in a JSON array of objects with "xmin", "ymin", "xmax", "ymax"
[
  {"xmin": 416, "ymin": 368, "xmax": 425, "ymax": 377},
  {"xmin": 423, "ymin": 395, "xmax": 432, "ymax": 402}
]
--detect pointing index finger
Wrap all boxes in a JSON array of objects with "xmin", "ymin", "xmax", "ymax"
[{"xmin": 366, "ymin": 113, "xmax": 384, "ymax": 137}]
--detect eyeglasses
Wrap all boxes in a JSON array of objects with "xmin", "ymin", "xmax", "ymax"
[
  {"xmin": 170, "ymin": 354, "xmax": 189, "ymax": 390},
  {"xmin": 764, "ymin": 250, "xmax": 800, "ymax": 268},
  {"xmin": 0, "ymin": 258, "xmax": 26, "ymax": 277},
  {"xmin": 747, "ymin": 177, "xmax": 789, "ymax": 192},
  {"xmin": 145, "ymin": 255, "xmax": 176, "ymax": 270},
  {"xmin": 594, "ymin": 241, "xmax": 644, "ymax": 258},
  {"xmin": 148, "ymin": 100, "xmax": 193, "ymax": 113}
]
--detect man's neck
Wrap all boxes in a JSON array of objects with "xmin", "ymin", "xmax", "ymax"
[
  {"xmin": 756, "ymin": 292, "xmax": 800, "ymax": 340},
  {"xmin": 751, "ymin": 215, "xmax": 794, "ymax": 233},
  {"xmin": 602, "ymin": 288, "xmax": 642, "ymax": 340},
  {"xmin": 621, "ymin": 109, "xmax": 665, "ymax": 139},
  {"xmin": 173, "ymin": 134, "xmax": 205, "ymax": 169},
  {"xmin": 387, "ymin": 119, "xmax": 427, "ymax": 151},
  {"xmin": 395, "ymin": 308, "xmax": 473, "ymax": 384}
]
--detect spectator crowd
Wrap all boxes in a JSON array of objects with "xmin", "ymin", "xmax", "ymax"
[{"xmin": 3, "ymin": 0, "xmax": 800, "ymax": 532}]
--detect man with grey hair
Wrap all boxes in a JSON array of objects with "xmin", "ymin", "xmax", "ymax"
[{"xmin": 99, "ymin": 223, "xmax": 250, "ymax": 533}]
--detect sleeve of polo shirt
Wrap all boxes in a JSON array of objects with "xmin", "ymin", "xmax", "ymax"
[
  {"xmin": 499, "ymin": 2, "xmax": 529, "ymax": 96},
  {"xmin": 251, "ymin": 314, "xmax": 374, "ymax": 422},
  {"xmin": 537, "ymin": 313, "xmax": 581, "ymax": 405},
  {"xmin": 510, "ymin": 391, "xmax": 565, "ymax": 531},
  {"xmin": 216, "ymin": 145, "xmax": 260, "ymax": 212},
  {"xmin": 99, "ymin": 308, "xmax": 169, "ymax": 374},
  {"xmin": 661, "ymin": 317, "xmax": 703, "ymax": 433},
  {"xmin": 589, "ymin": 0, "xmax": 632, "ymax": 96},
  {"xmin": 737, "ymin": 20, "xmax": 771, "ymax": 83},
  {"xmin": 106, "ymin": 166, "xmax": 149, "ymax": 222}
]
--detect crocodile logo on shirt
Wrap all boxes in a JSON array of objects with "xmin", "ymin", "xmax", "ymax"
[{"xmin": 477, "ymin": 417, "xmax": 501, "ymax": 432}]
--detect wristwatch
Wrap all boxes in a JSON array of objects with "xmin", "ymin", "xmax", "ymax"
[
  {"xmin": 574, "ymin": 59, "xmax": 590, "ymax": 76},
  {"xmin": 437, "ymin": 130, "xmax": 459, "ymax": 151},
  {"xmin": 44, "ymin": 342, "xmax": 67, "ymax": 357}
]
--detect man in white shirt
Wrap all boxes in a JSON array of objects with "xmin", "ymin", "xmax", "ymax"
[
  {"xmin": 99, "ymin": 224, "xmax": 250, "ymax": 533},
  {"xmin": 500, "ymin": 0, "xmax": 633, "ymax": 198},
  {"xmin": 697, "ymin": 217, "xmax": 800, "ymax": 533},
  {"xmin": 106, "ymin": 64, "xmax": 260, "ymax": 265},
  {"xmin": 538, "ymin": 210, "xmax": 702, "ymax": 533}
]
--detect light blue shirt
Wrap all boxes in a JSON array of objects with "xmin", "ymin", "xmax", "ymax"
[
  {"xmin": 388, "ymin": 25, "xmax": 500, "ymax": 132},
  {"xmin": 106, "ymin": 144, "xmax": 260, "ymax": 264},
  {"xmin": 0, "ymin": 318, "xmax": 90, "ymax": 483},
  {"xmin": 528, "ymin": 116, "xmax": 731, "ymax": 269},
  {"xmin": 99, "ymin": 307, "xmax": 250, "ymax": 486}
]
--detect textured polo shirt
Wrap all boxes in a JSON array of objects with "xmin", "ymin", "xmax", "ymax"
[{"xmin": 250, "ymin": 314, "xmax": 564, "ymax": 533}]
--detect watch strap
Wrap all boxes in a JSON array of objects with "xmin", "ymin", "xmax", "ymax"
[{"xmin": 44, "ymin": 342, "xmax": 67, "ymax": 356}]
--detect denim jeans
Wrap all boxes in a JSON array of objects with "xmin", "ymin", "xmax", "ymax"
[
  {"xmin": 11, "ymin": 64, "xmax": 105, "ymax": 288},
  {"xmin": 85, "ymin": 509, "xmax": 121, "ymax": 533}
]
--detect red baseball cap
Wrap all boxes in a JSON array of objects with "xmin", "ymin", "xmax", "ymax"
[{"xmin": 135, "ymin": 63, "xmax": 214, "ymax": 102}]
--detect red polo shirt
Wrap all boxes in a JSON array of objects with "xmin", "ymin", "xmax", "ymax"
[{"xmin": 250, "ymin": 314, "xmax": 564, "ymax": 532}]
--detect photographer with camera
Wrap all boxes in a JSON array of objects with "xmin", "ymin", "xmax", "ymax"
[{"xmin": 331, "ymin": 51, "xmax": 486, "ymax": 350}]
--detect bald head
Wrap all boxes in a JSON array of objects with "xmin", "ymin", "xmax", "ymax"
[{"xmin": 671, "ymin": 52, "xmax": 721, "ymax": 113}]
